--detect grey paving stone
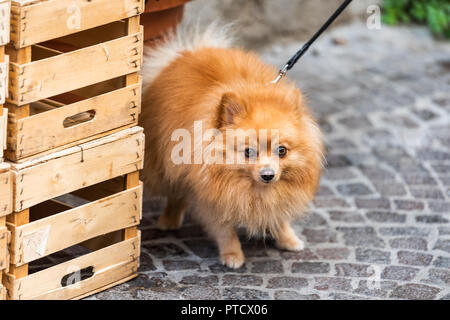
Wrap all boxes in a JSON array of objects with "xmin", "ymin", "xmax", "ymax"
[
  {"xmin": 328, "ymin": 211, "xmax": 365, "ymax": 223},
  {"xmin": 337, "ymin": 183, "xmax": 373, "ymax": 196},
  {"xmin": 292, "ymin": 262, "xmax": 330, "ymax": 274},
  {"xmin": 274, "ymin": 291, "xmax": 320, "ymax": 300},
  {"xmin": 381, "ymin": 266, "xmax": 419, "ymax": 281},
  {"xmin": 410, "ymin": 188, "xmax": 445, "ymax": 200},
  {"xmin": 314, "ymin": 277, "xmax": 353, "ymax": 291},
  {"xmin": 323, "ymin": 168, "xmax": 356, "ymax": 181},
  {"xmin": 379, "ymin": 227, "xmax": 430, "ymax": 237},
  {"xmin": 143, "ymin": 243, "xmax": 189, "ymax": 259},
  {"xmin": 313, "ymin": 198, "xmax": 351, "ymax": 208},
  {"xmin": 359, "ymin": 165, "xmax": 396, "ymax": 182},
  {"xmin": 222, "ymin": 275, "xmax": 263, "ymax": 287},
  {"xmin": 222, "ymin": 287, "xmax": 270, "ymax": 300},
  {"xmin": 181, "ymin": 286, "xmax": 222, "ymax": 300},
  {"xmin": 353, "ymin": 280, "xmax": 398, "ymax": 299},
  {"xmin": 433, "ymin": 256, "xmax": 450, "ymax": 269},
  {"xmin": 366, "ymin": 211, "xmax": 406, "ymax": 223},
  {"xmin": 180, "ymin": 275, "xmax": 219, "ymax": 286},
  {"xmin": 355, "ymin": 248, "xmax": 391, "ymax": 264},
  {"xmin": 335, "ymin": 263, "xmax": 375, "ymax": 278},
  {"xmin": 316, "ymin": 248, "xmax": 350, "ymax": 260},
  {"xmin": 373, "ymin": 183, "xmax": 408, "ymax": 197},
  {"xmin": 428, "ymin": 202, "xmax": 450, "ymax": 213},
  {"xmin": 415, "ymin": 215, "xmax": 449, "ymax": 224},
  {"xmin": 356, "ymin": 198, "xmax": 391, "ymax": 210},
  {"xmin": 302, "ymin": 228, "xmax": 338, "ymax": 244},
  {"xmin": 394, "ymin": 200, "xmax": 425, "ymax": 211},
  {"xmin": 328, "ymin": 293, "xmax": 370, "ymax": 300},
  {"xmin": 280, "ymin": 248, "xmax": 318, "ymax": 261},
  {"xmin": 139, "ymin": 252, "xmax": 157, "ymax": 272},
  {"xmin": 184, "ymin": 239, "xmax": 218, "ymax": 258},
  {"xmin": 389, "ymin": 237, "xmax": 428, "ymax": 251},
  {"xmin": 300, "ymin": 213, "xmax": 328, "ymax": 228},
  {"xmin": 337, "ymin": 227, "xmax": 385, "ymax": 248},
  {"xmin": 390, "ymin": 284, "xmax": 441, "ymax": 300},
  {"xmin": 162, "ymin": 260, "xmax": 200, "ymax": 271},
  {"xmin": 267, "ymin": 276, "xmax": 309, "ymax": 289},
  {"xmin": 251, "ymin": 260, "xmax": 284, "ymax": 274},
  {"xmin": 433, "ymin": 240, "xmax": 450, "ymax": 253},
  {"xmin": 426, "ymin": 269, "xmax": 450, "ymax": 286},
  {"xmin": 397, "ymin": 251, "xmax": 433, "ymax": 266},
  {"xmin": 439, "ymin": 227, "xmax": 450, "ymax": 236}
]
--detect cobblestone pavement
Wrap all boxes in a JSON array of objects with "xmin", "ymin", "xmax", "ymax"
[{"xmin": 91, "ymin": 23, "xmax": 450, "ymax": 300}]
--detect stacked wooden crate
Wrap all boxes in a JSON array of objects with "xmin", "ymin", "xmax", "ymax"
[
  {"xmin": 2, "ymin": 0, "xmax": 145, "ymax": 300},
  {"xmin": 0, "ymin": 0, "xmax": 10, "ymax": 301}
]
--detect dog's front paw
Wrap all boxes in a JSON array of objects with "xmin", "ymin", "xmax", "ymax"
[
  {"xmin": 221, "ymin": 251, "xmax": 245, "ymax": 269},
  {"xmin": 276, "ymin": 234, "xmax": 305, "ymax": 251}
]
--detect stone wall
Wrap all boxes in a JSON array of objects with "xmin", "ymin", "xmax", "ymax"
[{"xmin": 185, "ymin": 0, "xmax": 382, "ymax": 48}]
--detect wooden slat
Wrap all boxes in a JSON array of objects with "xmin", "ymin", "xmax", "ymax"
[
  {"xmin": 10, "ymin": 184, "xmax": 142, "ymax": 266},
  {"xmin": 11, "ymin": 126, "xmax": 144, "ymax": 211},
  {"xmin": 124, "ymin": 16, "xmax": 142, "ymax": 242},
  {"xmin": 125, "ymin": 172, "xmax": 140, "ymax": 240},
  {"xmin": 5, "ymin": 46, "xmax": 31, "ymax": 129},
  {"xmin": 6, "ymin": 207, "xmax": 30, "ymax": 286},
  {"xmin": 7, "ymin": 81, "xmax": 141, "ymax": 160},
  {"xmin": 0, "ymin": 224, "xmax": 9, "ymax": 271},
  {"xmin": 8, "ymin": 31, "xmax": 143, "ymax": 105},
  {"xmin": 10, "ymin": 0, "xmax": 144, "ymax": 48},
  {"xmin": 0, "ymin": 1, "xmax": 10, "ymax": 46},
  {"xmin": 6, "ymin": 233, "xmax": 140, "ymax": 300},
  {"xmin": 0, "ymin": 163, "xmax": 12, "ymax": 217}
]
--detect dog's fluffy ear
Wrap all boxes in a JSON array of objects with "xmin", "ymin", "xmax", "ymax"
[{"xmin": 218, "ymin": 92, "xmax": 247, "ymax": 126}]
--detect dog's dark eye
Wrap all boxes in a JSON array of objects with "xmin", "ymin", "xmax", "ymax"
[
  {"xmin": 277, "ymin": 146, "xmax": 288, "ymax": 158},
  {"xmin": 245, "ymin": 148, "xmax": 257, "ymax": 158}
]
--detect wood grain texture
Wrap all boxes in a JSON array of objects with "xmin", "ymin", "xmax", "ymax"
[
  {"xmin": 10, "ymin": 0, "xmax": 144, "ymax": 48},
  {"xmin": 5, "ymin": 233, "xmax": 140, "ymax": 300},
  {"xmin": 11, "ymin": 126, "xmax": 144, "ymax": 211},
  {"xmin": 8, "ymin": 31, "xmax": 143, "ymax": 105},
  {"xmin": 7, "ymin": 80, "xmax": 141, "ymax": 160},
  {"xmin": 9, "ymin": 184, "xmax": 142, "ymax": 266},
  {"xmin": 0, "ymin": 163, "xmax": 12, "ymax": 217}
]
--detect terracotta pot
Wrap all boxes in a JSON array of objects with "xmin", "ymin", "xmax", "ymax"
[{"xmin": 142, "ymin": 0, "xmax": 190, "ymax": 44}]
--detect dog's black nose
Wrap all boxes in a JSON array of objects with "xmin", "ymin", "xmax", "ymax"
[{"xmin": 260, "ymin": 169, "xmax": 275, "ymax": 183}]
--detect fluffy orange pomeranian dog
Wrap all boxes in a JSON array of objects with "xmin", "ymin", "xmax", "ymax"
[{"xmin": 140, "ymin": 23, "xmax": 324, "ymax": 268}]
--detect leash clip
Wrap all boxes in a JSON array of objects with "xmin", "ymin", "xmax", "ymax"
[{"xmin": 270, "ymin": 64, "xmax": 289, "ymax": 84}]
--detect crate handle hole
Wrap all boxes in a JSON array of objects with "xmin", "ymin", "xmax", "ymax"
[
  {"xmin": 61, "ymin": 266, "xmax": 95, "ymax": 287},
  {"xmin": 63, "ymin": 110, "xmax": 96, "ymax": 128}
]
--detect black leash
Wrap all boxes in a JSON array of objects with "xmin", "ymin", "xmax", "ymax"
[{"xmin": 271, "ymin": 0, "xmax": 353, "ymax": 84}]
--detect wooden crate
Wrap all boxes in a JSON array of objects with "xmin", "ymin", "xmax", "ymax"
[
  {"xmin": 4, "ymin": 231, "xmax": 141, "ymax": 300},
  {"xmin": 10, "ymin": 0, "xmax": 144, "ymax": 48},
  {"xmin": 6, "ymin": 19, "xmax": 143, "ymax": 161},
  {"xmin": 4, "ymin": 126, "xmax": 144, "ymax": 299}
]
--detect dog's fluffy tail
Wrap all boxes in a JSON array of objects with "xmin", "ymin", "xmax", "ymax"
[{"xmin": 142, "ymin": 21, "xmax": 235, "ymax": 90}]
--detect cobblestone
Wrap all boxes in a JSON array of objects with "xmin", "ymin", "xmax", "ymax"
[
  {"xmin": 355, "ymin": 248, "xmax": 391, "ymax": 264},
  {"xmin": 397, "ymin": 251, "xmax": 433, "ymax": 267},
  {"xmin": 292, "ymin": 262, "xmax": 330, "ymax": 274},
  {"xmin": 389, "ymin": 237, "xmax": 428, "ymax": 251},
  {"xmin": 90, "ymin": 23, "xmax": 450, "ymax": 300},
  {"xmin": 390, "ymin": 284, "xmax": 441, "ymax": 300}
]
